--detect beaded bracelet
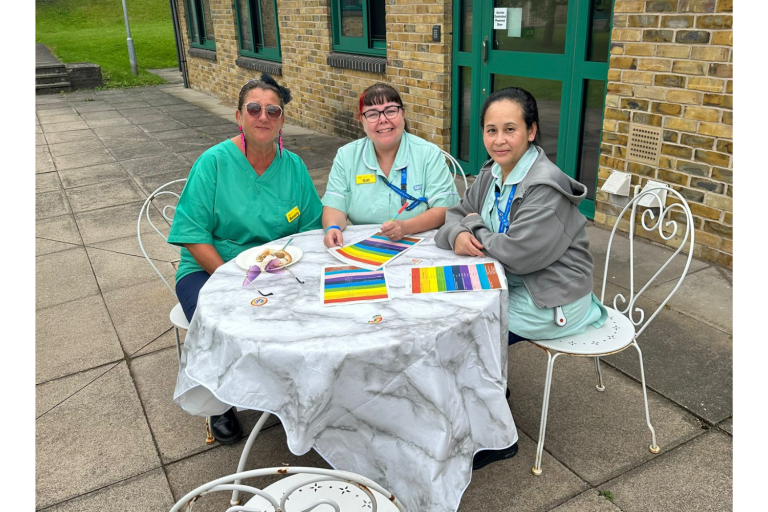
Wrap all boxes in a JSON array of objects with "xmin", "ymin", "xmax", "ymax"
[{"xmin": 324, "ymin": 225, "xmax": 341, "ymax": 233}]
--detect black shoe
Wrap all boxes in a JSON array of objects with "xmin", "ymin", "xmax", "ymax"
[
  {"xmin": 210, "ymin": 408, "xmax": 242, "ymax": 445},
  {"xmin": 472, "ymin": 442, "xmax": 519, "ymax": 471},
  {"xmin": 506, "ymin": 387, "xmax": 511, "ymax": 399}
]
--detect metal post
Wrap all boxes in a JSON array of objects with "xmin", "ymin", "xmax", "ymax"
[{"xmin": 121, "ymin": 0, "xmax": 139, "ymax": 75}]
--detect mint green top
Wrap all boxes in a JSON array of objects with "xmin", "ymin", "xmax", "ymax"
[
  {"xmin": 480, "ymin": 145, "xmax": 607, "ymax": 339},
  {"xmin": 321, "ymin": 132, "xmax": 460, "ymax": 224},
  {"xmin": 168, "ymin": 140, "xmax": 323, "ymax": 281}
]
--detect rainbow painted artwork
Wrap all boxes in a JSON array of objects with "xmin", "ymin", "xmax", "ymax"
[
  {"xmin": 328, "ymin": 232, "xmax": 423, "ymax": 270},
  {"xmin": 321, "ymin": 265, "xmax": 391, "ymax": 306},
  {"xmin": 406, "ymin": 263, "xmax": 507, "ymax": 294}
]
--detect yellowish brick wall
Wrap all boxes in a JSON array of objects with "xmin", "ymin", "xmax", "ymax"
[
  {"xmin": 599, "ymin": 0, "xmax": 733, "ymax": 267},
  {"xmin": 176, "ymin": 0, "xmax": 453, "ymax": 148}
]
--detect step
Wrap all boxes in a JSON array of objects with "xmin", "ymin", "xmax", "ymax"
[
  {"xmin": 36, "ymin": 71, "xmax": 68, "ymax": 79},
  {"xmin": 37, "ymin": 75, "xmax": 71, "ymax": 86},
  {"xmin": 36, "ymin": 63, "xmax": 67, "ymax": 73},
  {"xmin": 36, "ymin": 82, "xmax": 72, "ymax": 95}
]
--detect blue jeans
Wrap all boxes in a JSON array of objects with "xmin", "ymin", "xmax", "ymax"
[
  {"xmin": 176, "ymin": 271, "xmax": 210, "ymax": 322},
  {"xmin": 508, "ymin": 331, "xmax": 526, "ymax": 345}
]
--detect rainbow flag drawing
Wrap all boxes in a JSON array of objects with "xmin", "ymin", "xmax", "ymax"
[
  {"xmin": 328, "ymin": 232, "xmax": 423, "ymax": 270},
  {"xmin": 322, "ymin": 265, "xmax": 391, "ymax": 305},
  {"xmin": 407, "ymin": 262, "xmax": 507, "ymax": 294}
]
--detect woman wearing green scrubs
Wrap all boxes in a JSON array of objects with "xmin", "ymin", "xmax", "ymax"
[
  {"xmin": 167, "ymin": 73, "xmax": 322, "ymax": 444},
  {"xmin": 321, "ymin": 84, "xmax": 459, "ymax": 247}
]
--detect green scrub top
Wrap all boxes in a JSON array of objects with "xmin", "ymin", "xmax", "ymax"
[
  {"xmin": 321, "ymin": 132, "xmax": 459, "ymax": 224},
  {"xmin": 168, "ymin": 140, "xmax": 323, "ymax": 282},
  {"xmin": 480, "ymin": 145, "xmax": 607, "ymax": 340}
]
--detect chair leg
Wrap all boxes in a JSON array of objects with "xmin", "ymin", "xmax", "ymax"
[
  {"xmin": 204, "ymin": 416, "xmax": 215, "ymax": 445},
  {"xmin": 174, "ymin": 327, "xmax": 182, "ymax": 361},
  {"xmin": 593, "ymin": 357, "xmax": 606, "ymax": 392},
  {"xmin": 631, "ymin": 341, "xmax": 660, "ymax": 454},
  {"xmin": 533, "ymin": 351, "xmax": 560, "ymax": 476},
  {"xmin": 231, "ymin": 412, "xmax": 273, "ymax": 506}
]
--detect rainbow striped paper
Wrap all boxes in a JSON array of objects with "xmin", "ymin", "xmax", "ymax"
[
  {"xmin": 407, "ymin": 263, "xmax": 506, "ymax": 294},
  {"xmin": 322, "ymin": 265, "xmax": 391, "ymax": 306},
  {"xmin": 328, "ymin": 232, "xmax": 423, "ymax": 270}
]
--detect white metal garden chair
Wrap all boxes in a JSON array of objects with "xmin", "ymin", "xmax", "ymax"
[
  {"xmin": 138, "ymin": 179, "xmax": 215, "ymax": 445},
  {"xmin": 527, "ymin": 187, "xmax": 694, "ymax": 476},
  {"xmin": 443, "ymin": 150, "xmax": 468, "ymax": 197},
  {"xmin": 169, "ymin": 467, "xmax": 406, "ymax": 512}
]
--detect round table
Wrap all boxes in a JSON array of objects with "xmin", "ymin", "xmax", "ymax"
[{"xmin": 174, "ymin": 225, "xmax": 518, "ymax": 512}]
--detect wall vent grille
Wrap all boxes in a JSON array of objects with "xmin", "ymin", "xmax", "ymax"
[{"xmin": 626, "ymin": 124, "xmax": 662, "ymax": 166}]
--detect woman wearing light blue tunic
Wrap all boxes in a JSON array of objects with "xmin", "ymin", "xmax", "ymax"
[
  {"xmin": 321, "ymin": 84, "xmax": 459, "ymax": 247},
  {"xmin": 435, "ymin": 87, "xmax": 607, "ymax": 470}
]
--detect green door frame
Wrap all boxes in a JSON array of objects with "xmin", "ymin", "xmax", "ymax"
[{"xmin": 450, "ymin": 0, "xmax": 613, "ymax": 218}]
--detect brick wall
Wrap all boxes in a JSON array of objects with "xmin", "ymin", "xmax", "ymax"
[
  {"xmin": 598, "ymin": 0, "xmax": 733, "ymax": 267},
  {"xmin": 176, "ymin": 0, "xmax": 453, "ymax": 148}
]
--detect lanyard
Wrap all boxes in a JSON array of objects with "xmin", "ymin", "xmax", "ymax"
[
  {"xmin": 380, "ymin": 167, "xmax": 429, "ymax": 211},
  {"xmin": 494, "ymin": 183, "xmax": 517, "ymax": 233}
]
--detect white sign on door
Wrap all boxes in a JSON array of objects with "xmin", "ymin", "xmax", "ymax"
[
  {"xmin": 493, "ymin": 8, "xmax": 507, "ymax": 30},
  {"xmin": 507, "ymin": 7, "xmax": 523, "ymax": 37}
]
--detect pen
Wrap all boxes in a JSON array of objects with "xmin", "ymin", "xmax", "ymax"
[{"xmin": 389, "ymin": 202, "xmax": 409, "ymax": 222}]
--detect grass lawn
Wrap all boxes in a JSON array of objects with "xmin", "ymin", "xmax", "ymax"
[{"xmin": 36, "ymin": 0, "xmax": 178, "ymax": 88}]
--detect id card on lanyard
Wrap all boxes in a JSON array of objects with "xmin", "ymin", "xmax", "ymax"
[{"xmin": 494, "ymin": 183, "xmax": 517, "ymax": 233}]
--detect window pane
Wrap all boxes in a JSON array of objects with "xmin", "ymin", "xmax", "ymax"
[
  {"xmin": 259, "ymin": 0, "xmax": 278, "ymax": 48},
  {"xmin": 458, "ymin": 67, "xmax": 472, "ymax": 162},
  {"xmin": 201, "ymin": 0, "xmax": 215, "ymax": 40},
  {"xmin": 341, "ymin": 0, "xmax": 363, "ymax": 38},
  {"xmin": 587, "ymin": 0, "xmax": 612, "ymax": 62},
  {"xmin": 188, "ymin": 0, "xmax": 201, "ymax": 43},
  {"xmin": 461, "ymin": 0, "xmax": 473, "ymax": 52},
  {"xmin": 238, "ymin": 0, "xmax": 253, "ymax": 51},
  {"xmin": 577, "ymin": 79, "xmax": 605, "ymax": 200},
  {"xmin": 492, "ymin": 74, "xmax": 562, "ymax": 164},
  {"xmin": 492, "ymin": 0, "xmax": 569, "ymax": 55},
  {"xmin": 369, "ymin": 0, "xmax": 385, "ymax": 44}
]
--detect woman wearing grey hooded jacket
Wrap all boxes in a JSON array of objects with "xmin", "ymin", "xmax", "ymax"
[{"xmin": 436, "ymin": 87, "xmax": 607, "ymax": 346}]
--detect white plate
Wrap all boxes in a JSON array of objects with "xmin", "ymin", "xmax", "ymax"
[{"xmin": 235, "ymin": 244, "xmax": 303, "ymax": 270}]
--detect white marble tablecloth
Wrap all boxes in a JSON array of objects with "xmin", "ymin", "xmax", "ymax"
[{"xmin": 174, "ymin": 225, "xmax": 518, "ymax": 512}]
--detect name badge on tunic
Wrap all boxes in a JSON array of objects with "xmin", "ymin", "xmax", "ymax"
[
  {"xmin": 356, "ymin": 174, "xmax": 376, "ymax": 184},
  {"xmin": 285, "ymin": 206, "xmax": 300, "ymax": 223}
]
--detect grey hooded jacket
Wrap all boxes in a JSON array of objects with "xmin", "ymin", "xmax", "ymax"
[{"xmin": 435, "ymin": 146, "xmax": 594, "ymax": 309}]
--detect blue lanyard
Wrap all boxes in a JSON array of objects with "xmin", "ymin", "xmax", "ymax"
[
  {"xmin": 380, "ymin": 167, "xmax": 429, "ymax": 211},
  {"xmin": 494, "ymin": 183, "xmax": 517, "ymax": 233}
]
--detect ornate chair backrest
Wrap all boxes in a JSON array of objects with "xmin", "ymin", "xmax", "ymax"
[
  {"xmin": 168, "ymin": 467, "xmax": 406, "ymax": 512},
  {"xmin": 137, "ymin": 179, "xmax": 187, "ymax": 296},
  {"xmin": 443, "ymin": 150, "xmax": 468, "ymax": 197},
  {"xmin": 599, "ymin": 187, "xmax": 695, "ymax": 338}
]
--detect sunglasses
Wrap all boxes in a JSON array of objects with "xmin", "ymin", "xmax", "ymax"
[{"xmin": 245, "ymin": 102, "xmax": 283, "ymax": 119}]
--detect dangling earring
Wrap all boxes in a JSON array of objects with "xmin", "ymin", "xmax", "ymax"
[
  {"xmin": 278, "ymin": 129, "xmax": 283, "ymax": 157},
  {"xmin": 239, "ymin": 126, "xmax": 246, "ymax": 156}
]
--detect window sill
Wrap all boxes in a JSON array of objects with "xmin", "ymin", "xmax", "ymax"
[
  {"xmin": 327, "ymin": 53, "xmax": 386, "ymax": 74},
  {"xmin": 188, "ymin": 47, "xmax": 217, "ymax": 61},
  {"xmin": 235, "ymin": 56, "xmax": 283, "ymax": 76}
]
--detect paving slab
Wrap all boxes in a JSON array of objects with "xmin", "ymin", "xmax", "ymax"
[
  {"xmin": 45, "ymin": 468, "xmax": 174, "ymax": 512},
  {"xmin": 36, "ymin": 213, "xmax": 82, "ymax": 245},
  {"xmin": 179, "ymin": 114, "xmax": 233, "ymax": 128},
  {"xmin": 36, "ymin": 145, "xmax": 56, "ymax": 173},
  {"xmin": 283, "ymin": 134, "xmax": 352, "ymax": 162},
  {"xmin": 165, "ymin": 423, "xmax": 330, "ymax": 512},
  {"xmin": 602, "ymin": 292, "xmax": 733, "ymax": 424},
  {"xmin": 35, "ymin": 364, "xmax": 116, "ymax": 418},
  {"xmin": 178, "ymin": 147, "xmax": 209, "ymax": 163},
  {"xmin": 38, "ymin": 114, "xmax": 84, "ymax": 125},
  {"xmin": 107, "ymin": 140, "xmax": 168, "ymax": 161},
  {"xmin": 86, "ymin": 117, "xmax": 134, "ymax": 128},
  {"xmin": 74, "ymin": 200, "xmax": 148, "ymax": 244},
  {"xmin": 548, "ymin": 490, "xmax": 622, "ymax": 512},
  {"xmin": 42, "ymin": 120, "xmax": 90, "ymax": 133},
  {"xmin": 288, "ymin": 147, "xmax": 335, "ymax": 170},
  {"xmin": 124, "ymin": 113, "xmax": 174, "ymax": 126},
  {"xmin": 36, "ymin": 247, "xmax": 100, "ymax": 309},
  {"xmin": 43, "ymin": 129, "xmax": 98, "ymax": 145},
  {"xmin": 604, "ymin": 430, "xmax": 732, "ymax": 512},
  {"xmin": 65, "ymin": 178, "xmax": 146, "ymax": 213},
  {"xmin": 71, "ymin": 102, "xmax": 118, "ymax": 113},
  {"xmin": 145, "ymin": 96, "xmax": 186, "ymax": 107},
  {"xmin": 150, "ymin": 127, "xmax": 216, "ymax": 141},
  {"xmin": 508, "ymin": 342, "xmax": 704, "ymax": 485},
  {"xmin": 91, "ymin": 231, "xmax": 180, "ymax": 262},
  {"xmin": 48, "ymin": 138, "xmax": 107, "ymax": 158},
  {"xmin": 160, "ymin": 137, "xmax": 220, "ymax": 155},
  {"xmin": 718, "ymin": 417, "xmax": 732, "ymax": 435},
  {"xmin": 58, "ymin": 162, "xmax": 132, "ymax": 188},
  {"xmin": 459, "ymin": 430, "xmax": 588, "ymax": 512},
  {"xmin": 120, "ymin": 153, "xmax": 191, "ymax": 178},
  {"xmin": 136, "ymin": 168, "xmax": 191, "ymax": 196},
  {"xmin": 158, "ymin": 102, "xmax": 201, "ymax": 113},
  {"xmin": 36, "ymin": 238, "xmax": 80, "ymax": 256},
  {"xmin": 87, "ymin": 245, "xmax": 175, "ymax": 293},
  {"xmin": 78, "ymin": 109, "xmax": 126, "ymax": 121},
  {"xmin": 113, "ymin": 101, "xmax": 152, "ymax": 110},
  {"xmin": 36, "ymin": 171, "xmax": 62, "ymax": 192},
  {"xmin": 36, "ymin": 294, "xmax": 123, "ymax": 383},
  {"xmin": 645, "ymin": 265, "xmax": 732, "ymax": 334},
  {"xmin": 36, "ymin": 189, "xmax": 71, "ymax": 219},
  {"xmin": 102, "ymin": 280, "xmax": 181, "ymax": 355},
  {"xmin": 138, "ymin": 119, "xmax": 189, "ymax": 133},
  {"xmin": 36, "ymin": 363, "xmax": 160, "ymax": 509},
  {"xmin": 92, "ymin": 124, "xmax": 152, "ymax": 141},
  {"xmin": 52, "ymin": 148, "xmax": 117, "ymax": 171},
  {"xmin": 132, "ymin": 328, "xmax": 184, "ymax": 358},
  {"xmin": 36, "ymin": 106, "xmax": 78, "ymax": 118},
  {"xmin": 36, "ymin": 124, "xmax": 43, "ymax": 134},
  {"xmin": 195, "ymin": 123, "xmax": 238, "ymax": 136}
]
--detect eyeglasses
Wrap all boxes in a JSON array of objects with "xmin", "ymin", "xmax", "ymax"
[
  {"xmin": 361, "ymin": 106, "xmax": 403, "ymax": 122},
  {"xmin": 245, "ymin": 102, "xmax": 283, "ymax": 119}
]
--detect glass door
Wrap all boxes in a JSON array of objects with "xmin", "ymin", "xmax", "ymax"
[{"xmin": 451, "ymin": 0, "xmax": 613, "ymax": 217}]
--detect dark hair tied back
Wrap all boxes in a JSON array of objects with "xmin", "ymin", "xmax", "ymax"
[
  {"xmin": 238, "ymin": 72, "xmax": 293, "ymax": 111},
  {"xmin": 479, "ymin": 87, "xmax": 542, "ymax": 146}
]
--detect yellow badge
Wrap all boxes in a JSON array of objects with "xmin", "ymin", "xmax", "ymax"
[
  {"xmin": 285, "ymin": 206, "xmax": 300, "ymax": 223},
  {"xmin": 356, "ymin": 174, "xmax": 376, "ymax": 185}
]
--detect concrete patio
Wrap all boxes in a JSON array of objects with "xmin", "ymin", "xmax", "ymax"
[{"xmin": 35, "ymin": 81, "xmax": 732, "ymax": 511}]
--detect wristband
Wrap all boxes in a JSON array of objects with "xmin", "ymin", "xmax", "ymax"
[{"xmin": 324, "ymin": 225, "xmax": 341, "ymax": 234}]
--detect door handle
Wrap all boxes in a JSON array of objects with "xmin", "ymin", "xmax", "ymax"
[{"xmin": 482, "ymin": 36, "xmax": 488, "ymax": 64}]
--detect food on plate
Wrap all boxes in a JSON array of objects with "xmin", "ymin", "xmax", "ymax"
[{"xmin": 254, "ymin": 248, "xmax": 292, "ymax": 269}]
